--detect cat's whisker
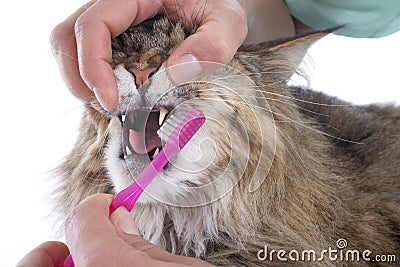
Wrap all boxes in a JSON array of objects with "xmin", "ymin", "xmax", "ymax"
[
  {"xmin": 306, "ymin": 122, "xmax": 341, "ymax": 133},
  {"xmin": 195, "ymin": 77, "xmax": 350, "ymax": 107},
  {"xmin": 157, "ymin": 0, "xmax": 207, "ymax": 32},
  {"xmin": 273, "ymin": 99, "xmax": 332, "ymax": 118},
  {"xmin": 257, "ymin": 109, "xmax": 358, "ymax": 144},
  {"xmin": 197, "ymin": 86, "xmax": 350, "ymax": 107},
  {"xmin": 195, "ymin": 77, "xmax": 295, "ymax": 97},
  {"xmin": 51, "ymin": 50, "xmax": 78, "ymax": 61},
  {"xmin": 275, "ymin": 127, "xmax": 310, "ymax": 174},
  {"xmin": 196, "ymin": 77, "xmax": 286, "ymax": 91},
  {"xmin": 172, "ymin": 0, "xmax": 186, "ymax": 25},
  {"xmin": 194, "ymin": 76, "xmax": 288, "ymax": 93},
  {"xmin": 211, "ymin": 70, "xmax": 293, "ymax": 81},
  {"xmin": 192, "ymin": 96, "xmax": 361, "ymax": 145},
  {"xmin": 194, "ymin": 0, "xmax": 207, "ymax": 27},
  {"xmin": 262, "ymin": 91, "xmax": 351, "ymax": 107},
  {"xmin": 196, "ymin": 91, "xmax": 331, "ymax": 118},
  {"xmin": 274, "ymin": 120, "xmax": 342, "ymax": 134},
  {"xmin": 183, "ymin": 0, "xmax": 207, "ymax": 32},
  {"xmin": 58, "ymin": 104, "xmax": 87, "ymax": 119},
  {"xmin": 157, "ymin": 2, "xmax": 174, "ymax": 27}
]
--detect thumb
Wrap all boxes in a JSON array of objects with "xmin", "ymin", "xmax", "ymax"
[
  {"xmin": 109, "ymin": 207, "xmax": 170, "ymax": 260},
  {"xmin": 110, "ymin": 208, "xmax": 211, "ymax": 266},
  {"xmin": 166, "ymin": 7, "xmax": 247, "ymax": 84},
  {"xmin": 110, "ymin": 207, "xmax": 140, "ymax": 237}
]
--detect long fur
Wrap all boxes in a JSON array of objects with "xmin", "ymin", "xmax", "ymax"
[{"xmin": 53, "ymin": 16, "xmax": 400, "ymax": 266}]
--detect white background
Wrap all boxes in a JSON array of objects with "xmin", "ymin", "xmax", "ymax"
[{"xmin": 0, "ymin": 0, "xmax": 399, "ymax": 265}]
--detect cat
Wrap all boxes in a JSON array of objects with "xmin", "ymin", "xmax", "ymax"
[{"xmin": 53, "ymin": 15, "xmax": 400, "ymax": 266}]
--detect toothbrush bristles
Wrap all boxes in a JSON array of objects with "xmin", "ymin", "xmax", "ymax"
[{"xmin": 158, "ymin": 109, "xmax": 206, "ymax": 149}]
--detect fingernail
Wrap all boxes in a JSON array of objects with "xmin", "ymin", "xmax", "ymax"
[
  {"xmin": 169, "ymin": 53, "xmax": 202, "ymax": 84},
  {"xmin": 112, "ymin": 207, "xmax": 139, "ymax": 235},
  {"xmin": 93, "ymin": 88, "xmax": 109, "ymax": 111}
]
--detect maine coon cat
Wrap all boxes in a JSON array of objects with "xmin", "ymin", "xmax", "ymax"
[{"xmin": 54, "ymin": 15, "xmax": 400, "ymax": 266}]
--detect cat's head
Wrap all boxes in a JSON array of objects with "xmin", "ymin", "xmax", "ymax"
[{"xmin": 80, "ymin": 15, "xmax": 325, "ymax": 207}]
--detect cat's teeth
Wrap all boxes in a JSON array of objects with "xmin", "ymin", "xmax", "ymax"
[
  {"xmin": 126, "ymin": 146, "xmax": 132, "ymax": 156},
  {"xmin": 121, "ymin": 114, "xmax": 126, "ymax": 122},
  {"xmin": 159, "ymin": 108, "xmax": 168, "ymax": 126},
  {"xmin": 153, "ymin": 148, "xmax": 160, "ymax": 157}
]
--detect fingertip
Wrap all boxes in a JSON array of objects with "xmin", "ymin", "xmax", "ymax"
[
  {"xmin": 167, "ymin": 34, "xmax": 229, "ymax": 85},
  {"xmin": 93, "ymin": 86, "xmax": 118, "ymax": 112},
  {"xmin": 167, "ymin": 20, "xmax": 244, "ymax": 84},
  {"xmin": 110, "ymin": 207, "xmax": 139, "ymax": 236},
  {"xmin": 167, "ymin": 53, "xmax": 203, "ymax": 85},
  {"xmin": 168, "ymin": 29, "xmax": 232, "ymax": 65},
  {"xmin": 42, "ymin": 241, "xmax": 70, "ymax": 266},
  {"xmin": 80, "ymin": 61, "xmax": 119, "ymax": 112},
  {"xmin": 16, "ymin": 241, "xmax": 69, "ymax": 267}
]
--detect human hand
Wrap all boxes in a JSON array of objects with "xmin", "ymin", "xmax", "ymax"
[
  {"xmin": 50, "ymin": 0, "xmax": 249, "ymax": 112},
  {"xmin": 17, "ymin": 194, "xmax": 211, "ymax": 267},
  {"xmin": 16, "ymin": 241, "xmax": 69, "ymax": 267}
]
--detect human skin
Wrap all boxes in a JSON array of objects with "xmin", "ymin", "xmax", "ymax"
[
  {"xmin": 20, "ymin": 1, "xmax": 295, "ymax": 265},
  {"xmin": 17, "ymin": 194, "xmax": 211, "ymax": 267},
  {"xmin": 50, "ymin": 0, "xmax": 295, "ymax": 112}
]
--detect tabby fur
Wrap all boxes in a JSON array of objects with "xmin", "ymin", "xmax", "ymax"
[{"xmin": 53, "ymin": 15, "xmax": 400, "ymax": 266}]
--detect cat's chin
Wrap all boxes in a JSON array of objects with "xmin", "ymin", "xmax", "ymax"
[{"xmin": 105, "ymin": 116, "xmax": 221, "ymax": 206}]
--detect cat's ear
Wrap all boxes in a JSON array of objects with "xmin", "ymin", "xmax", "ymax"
[{"xmin": 266, "ymin": 30, "xmax": 330, "ymax": 69}]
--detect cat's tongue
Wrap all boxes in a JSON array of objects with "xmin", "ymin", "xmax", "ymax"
[{"xmin": 125, "ymin": 110, "xmax": 162, "ymax": 155}]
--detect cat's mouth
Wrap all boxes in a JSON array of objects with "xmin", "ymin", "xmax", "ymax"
[{"xmin": 119, "ymin": 108, "xmax": 169, "ymax": 160}]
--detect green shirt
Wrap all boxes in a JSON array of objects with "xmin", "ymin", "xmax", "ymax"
[{"xmin": 286, "ymin": 0, "xmax": 400, "ymax": 38}]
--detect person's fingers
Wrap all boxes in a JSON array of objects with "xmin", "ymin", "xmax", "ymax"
[
  {"xmin": 166, "ymin": 0, "xmax": 248, "ymax": 84},
  {"xmin": 52, "ymin": 0, "xmax": 248, "ymax": 110},
  {"xmin": 51, "ymin": 0, "xmax": 164, "ymax": 111},
  {"xmin": 65, "ymin": 194, "xmax": 180, "ymax": 266},
  {"xmin": 110, "ymin": 207, "xmax": 212, "ymax": 266},
  {"xmin": 16, "ymin": 241, "xmax": 69, "ymax": 267},
  {"xmin": 74, "ymin": 0, "xmax": 164, "ymax": 111},
  {"xmin": 50, "ymin": 0, "xmax": 97, "ymax": 104},
  {"xmin": 109, "ymin": 206, "xmax": 140, "ymax": 236},
  {"xmin": 65, "ymin": 194, "xmax": 135, "ymax": 266}
]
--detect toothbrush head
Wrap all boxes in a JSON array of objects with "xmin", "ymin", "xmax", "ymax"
[{"xmin": 157, "ymin": 109, "xmax": 206, "ymax": 150}]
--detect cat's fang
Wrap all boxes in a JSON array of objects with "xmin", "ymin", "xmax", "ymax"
[
  {"xmin": 153, "ymin": 147, "xmax": 160, "ymax": 157},
  {"xmin": 121, "ymin": 114, "xmax": 126, "ymax": 122},
  {"xmin": 126, "ymin": 146, "xmax": 133, "ymax": 156},
  {"xmin": 159, "ymin": 108, "xmax": 168, "ymax": 126}
]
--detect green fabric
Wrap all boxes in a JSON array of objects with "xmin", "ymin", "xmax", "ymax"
[{"xmin": 286, "ymin": 0, "xmax": 400, "ymax": 38}]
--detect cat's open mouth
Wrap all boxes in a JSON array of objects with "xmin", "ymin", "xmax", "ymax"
[{"xmin": 119, "ymin": 108, "xmax": 170, "ymax": 160}]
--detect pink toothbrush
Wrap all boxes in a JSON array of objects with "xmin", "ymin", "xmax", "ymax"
[
  {"xmin": 110, "ymin": 108, "xmax": 205, "ymax": 212},
  {"xmin": 62, "ymin": 108, "xmax": 206, "ymax": 267}
]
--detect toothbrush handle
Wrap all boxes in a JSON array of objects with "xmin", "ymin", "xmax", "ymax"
[
  {"xmin": 61, "ymin": 109, "xmax": 205, "ymax": 267},
  {"xmin": 61, "ymin": 147, "xmax": 176, "ymax": 267},
  {"xmin": 109, "ymin": 145, "xmax": 175, "ymax": 213},
  {"xmin": 62, "ymin": 255, "xmax": 74, "ymax": 267}
]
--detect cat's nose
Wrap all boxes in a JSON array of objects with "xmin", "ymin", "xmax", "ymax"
[{"xmin": 129, "ymin": 68, "xmax": 157, "ymax": 87}]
